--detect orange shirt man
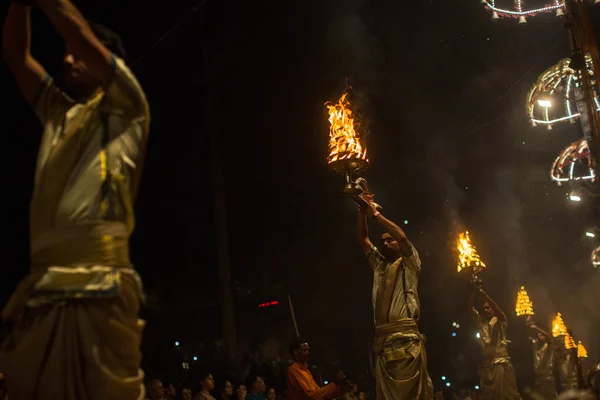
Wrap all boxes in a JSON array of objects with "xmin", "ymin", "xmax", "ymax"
[{"xmin": 287, "ymin": 337, "xmax": 345, "ymax": 400}]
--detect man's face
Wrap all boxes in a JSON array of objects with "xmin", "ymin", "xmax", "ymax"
[
  {"xmin": 182, "ymin": 388, "xmax": 193, "ymax": 400},
  {"xmin": 166, "ymin": 384, "xmax": 176, "ymax": 396},
  {"xmin": 380, "ymin": 233, "xmax": 400, "ymax": 260},
  {"xmin": 294, "ymin": 343, "xmax": 310, "ymax": 363},
  {"xmin": 483, "ymin": 302, "xmax": 495, "ymax": 318},
  {"xmin": 224, "ymin": 381, "xmax": 234, "ymax": 396},
  {"xmin": 62, "ymin": 45, "xmax": 99, "ymax": 97},
  {"xmin": 150, "ymin": 380, "xmax": 164, "ymax": 399},
  {"xmin": 202, "ymin": 374, "xmax": 215, "ymax": 391},
  {"xmin": 537, "ymin": 332, "xmax": 546, "ymax": 342},
  {"xmin": 254, "ymin": 377, "xmax": 266, "ymax": 393},
  {"xmin": 237, "ymin": 384, "xmax": 247, "ymax": 399}
]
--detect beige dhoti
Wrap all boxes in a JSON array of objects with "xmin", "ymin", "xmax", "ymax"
[
  {"xmin": 0, "ymin": 227, "xmax": 146, "ymax": 400},
  {"xmin": 374, "ymin": 319, "xmax": 433, "ymax": 400},
  {"xmin": 479, "ymin": 356, "xmax": 520, "ymax": 400}
]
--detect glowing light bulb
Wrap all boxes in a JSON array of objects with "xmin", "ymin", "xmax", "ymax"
[
  {"xmin": 175, "ymin": 341, "xmax": 180, "ymax": 346},
  {"xmin": 537, "ymin": 99, "xmax": 552, "ymax": 108},
  {"xmin": 586, "ymin": 232, "xmax": 596, "ymax": 238}
]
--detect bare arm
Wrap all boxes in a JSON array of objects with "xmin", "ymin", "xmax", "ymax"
[
  {"xmin": 2, "ymin": 4, "xmax": 47, "ymax": 104},
  {"xmin": 529, "ymin": 323, "xmax": 552, "ymax": 342},
  {"xmin": 357, "ymin": 211, "xmax": 373, "ymax": 256},
  {"xmin": 468, "ymin": 291, "xmax": 478, "ymax": 320},
  {"xmin": 36, "ymin": 0, "xmax": 114, "ymax": 85},
  {"xmin": 480, "ymin": 289, "xmax": 507, "ymax": 322}
]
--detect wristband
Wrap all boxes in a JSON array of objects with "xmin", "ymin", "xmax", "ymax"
[{"xmin": 372, "ymin": 211, "xmax": 380, "ymax": 219}]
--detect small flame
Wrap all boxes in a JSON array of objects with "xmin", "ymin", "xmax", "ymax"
[
  {"xmin": 457, "ymin": 231, "xmax": 486, "ymax": 273},
  {"xmin": 578, "ymin": 341, "xmax": 588, "ymax": 358},
  {"xmin": 552, "ymin": 313, "xmax": 568, "ymax": 337},
  {"xmin": 564, "ymin": 333, "xmax": 576, "ymax": 350},
  {"xmin": 515, "ymin": 286, "xmax": 534, "ymax": 317},
  {"xmin": 326, "ymin": 90, "xmax": 367, "ymax": 164}
]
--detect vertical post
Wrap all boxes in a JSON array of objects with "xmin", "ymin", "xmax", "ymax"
[
  {"xmin": 201, "ymin": 8, "xmax": 237, "ymax": 361},
  {"xmin": 288, "ymin": 294, "xmax": 300, "ymax": 337},
  {"xmin": 568, "ymin": 0, "xmax": 600, "ymax": 179}
]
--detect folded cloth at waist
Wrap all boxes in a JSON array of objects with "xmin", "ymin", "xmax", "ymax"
[
  {"xmin": 30, "ymin": 221, "xmax": 131, "ymax": 271},
  {"xmin": 480, "ymin": 356, "xmax": 511, "ymax": 366},
  {"xmin": 2, "ymin": 221, "xmax": 140, "ymax": 323},
  {"xmin": 376, "ymin": 318, "xmax": 421, "ymax": 337}
]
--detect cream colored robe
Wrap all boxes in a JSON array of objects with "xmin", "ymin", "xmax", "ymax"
[
  {"xmin": 0, "ymin": 56, "xmax": 150, "ymax": 400},
  {"xmin": 368, "ymin": 243, "xmax": 433, "ymax": 400}
]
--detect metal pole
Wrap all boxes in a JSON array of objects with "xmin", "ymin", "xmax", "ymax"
[
  {"xmin": 288, "ymin": 294, "xmax": 300, "ymax": 337},
  {"xmin": 201, "ymin": 8, "xmax": 237, "ymax": 361},
  {"xmin": 567, "ymin": 0, "xmax": 600, "ymax": 179}
]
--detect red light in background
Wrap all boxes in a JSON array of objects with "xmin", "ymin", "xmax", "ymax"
[{"xmin": 258, "ymin": 301, "xmax": 280, "ymax": 308}]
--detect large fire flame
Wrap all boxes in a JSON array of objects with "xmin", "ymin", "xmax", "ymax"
[
  {"xmin": 578, "ymin": 341, "xmax": 588, "ymax": 358},
  {"xmin": 552, "ymin": 312, "xmax": 568, "ymax": 337},
  {"xmin": 515, "ymin": 286, "xmax": 534, "ymax": 317},
  {"xmin": 457, "ymin": 231, "xmax": 486, "ymax": 273},
  {"xmin": 326, "ymin": 91, "xmax": 367, "ymax": 164}
]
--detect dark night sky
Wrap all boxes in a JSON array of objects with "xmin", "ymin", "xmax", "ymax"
[{"xmin": 2, "ymin": 0, "xmax": 600, "ymax": 390}]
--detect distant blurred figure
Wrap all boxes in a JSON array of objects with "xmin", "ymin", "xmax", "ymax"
[
  {"xmin": 469, "ymin": 288, "xmax": 520, "ymax": 399},
  {"xmin": 195, "ymin": 372, "xmax": 216, "ymax": 400},
  {"xmin": 166, "ymin": 383, "xmax": 177, "ymax": 400},
  {"xmin": 527, "ymin": 321, "xmax": 557, "ymax": 399},
  {"xmin": 287, "ymin": 337, "xmax": 348, "ymax": 400},
  {"xmin": 237, "ymin": 384, "xmax": 248, "ymax": 400},
  {"xmin": 182, "ymin": 388, "xmax": 194, "ymax": 400},
  {"xmin": 218, "ymin": 380, "xmax": 234, "ymax": 400},
  {"xmin": 147, "ymin": 379, "xmax": 166, "ymax": 400}
]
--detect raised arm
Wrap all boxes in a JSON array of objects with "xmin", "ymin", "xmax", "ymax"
[
  {"xmin": 357, "ymin": 210, "xmax": 373, "ymax": 256},
  {"xmin": 36, "ymin": 0, "xmax": 114, "ymax": 85},
  {"xmin": 480, "ymin": 288, "xmax": 507, "ymax": 322},
  {"xmin": 361, "ymin": 195, "xmax": 411, "ymax": 255},
  {"xmin": 529, "ymin": 322, "xmax": 552, "ymax": 342},
  {"xmin": 468, "ymin": 291, "xmax": 478, "ymax": 321},
  {"xmin": 2, "ymin": 3, "xmax": 47, "ymax": 104}
]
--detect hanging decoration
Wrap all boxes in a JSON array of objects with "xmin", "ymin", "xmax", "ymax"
[
  {"xmin": 550, "ymin": 138, "xmax": 595, "ymax": 184},
  {"xmin": 526, "ymin": 55, "xmax": 600, "ymax": 129},
  {"xmin": 592, "ymin": 246, "xmax": 600, "ymax": 268},
  {"xmin": 481, "ymin": 0, "xmax": 564, "ymax": 22}
]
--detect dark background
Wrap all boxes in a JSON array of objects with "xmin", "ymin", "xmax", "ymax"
[{"xmin": 2, "ymin": 0, "xmax": 600, "ymax": 392}]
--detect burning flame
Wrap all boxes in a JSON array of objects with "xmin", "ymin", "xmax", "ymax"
[
  {"xmin": 564, "ymin": 333, "xmax": 576, "ymax": 350},
  {"xmin": 552, "ymin": 313, "xmax": 568, "ymax": 337},
  {"xmin": 457, "ymin": 231, "xmax": 486, "ymax": 273},
  {"xmin": 515, "ymin": 286, "xmax": 534, "ymax": 317},
  {"xmin": 578, "ymin": 341, "xmax": 588, "ymax": 358},
  {"xmin": 326, "ymin": 90, "xmax": 367, "ymax": 164}
]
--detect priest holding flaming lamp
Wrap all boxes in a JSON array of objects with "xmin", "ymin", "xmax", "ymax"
[
  {"xmin": 460, "ymin": 232, "xmax": 520, "ymax": 399},
  {"xmin": 326, "ymin": 87, "xmax": 432, "ymax": 399},
  {"xmin": 552, "ymin": 313, "xmax": 579, "ymax": 392},
  {"xmin": 516, "ymin": 287, "xmax": 558, "ymax": 399}
]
